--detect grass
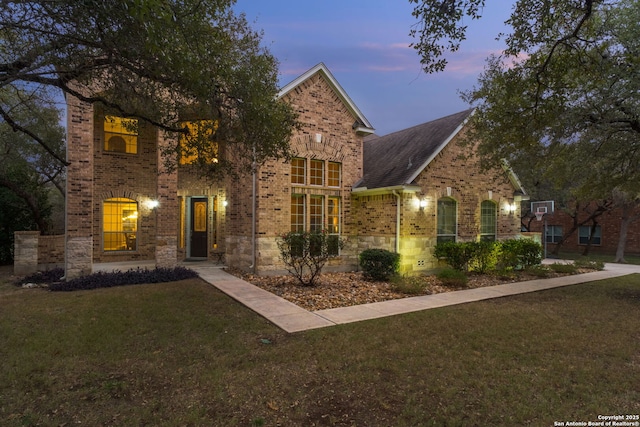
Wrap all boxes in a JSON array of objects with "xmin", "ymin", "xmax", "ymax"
[{"xmin": 1, "ymin": 269, "xmax": 640, "ymax": 426}]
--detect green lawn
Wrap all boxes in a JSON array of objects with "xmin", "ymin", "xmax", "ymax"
[{"xmin": 1, "ymin": 272, "xmax": 639, "ymax": 426}]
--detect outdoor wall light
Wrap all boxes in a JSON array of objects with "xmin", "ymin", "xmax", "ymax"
[
  {"xmin": 419, "ymin": 199, "xmax": 428, "ymax": 210},
  {"xmin": 222, "ymin": 200, "xmax": 228, "ymax": 207},
  {"xmin": 146, "ymin": 199, "xmax": 159, "ymax": 209}
]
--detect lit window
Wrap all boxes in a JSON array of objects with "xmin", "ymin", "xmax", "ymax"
[
  {"xmin": 103, "ymin": 198, "xmax": 138, "ymax": 251},
  {"xmin": 480, "ymin": 200, "xmax": 497, "ymax": 241},
  {"xmin": 291, "ymin": 195, "xmax": 305, "ymax": 233},
  {"xmin": 309, "ymin": 159, "xmax": 324, "ymax": 186},
  {"xmin": 327, "ymin": 197, "xmax": 341, "ymax": 255},
  {"xmin": 310, "ymin": 196, "xmax": 324, "ymax": 233},
  {"xmin": 579, "ymin": 225, "xmax": 601, "ymax": 245},
  {"xmin": 328, "ymin": 162, "xmax": 341, "ymax": 187},
  {"xmin": 179, "ymin": 120, "xmax": 218, "ymax": 165},
  {"xmin": 291, "ymin": 158, "xmax": 306, "ymax": 185},
  {"xmin": 437, "ymin": 198, "xmax": 457, "ymax": 243},
  {"xmin": 104, "ymin": 116, "xmax": 138, "ymax": 154}
]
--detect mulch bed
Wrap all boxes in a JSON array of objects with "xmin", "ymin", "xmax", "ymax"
[{"xmin": 226, "ymin": 269, "xmax": 583, "ymax": 311}]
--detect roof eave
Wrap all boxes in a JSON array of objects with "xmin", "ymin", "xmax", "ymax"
[{"xmin": 352, "ymin": 184, "xmax": 422, "ymax": 196}]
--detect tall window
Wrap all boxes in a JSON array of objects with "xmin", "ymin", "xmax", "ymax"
[
  {"xmin": 328, "ymin": 162, "xmax": 341, "ymax": 187},
  {"xmin": 310, "ymin": 196, "xmax": 324, "ymax": 232},
  {"xmin": 309, "ymin": 159, "xmax": 324, "ymax": 185},
  {"xmin": 291, "ymin": 158, "xmax": 306, "ymax": 185},
  {"xmin": 103, "ymin": 198, "xmax": 138, "ymax": 251},
  {"xmin": 437, "ymin": 198, "xmax": 457, "ymax": 243},
  {"xmin": 104, "ymin": 116, "xmax": 138, "ymax": 154},
  {"xmin": 546, "ymin": 225, "xmax": 563, "ymax": 243},
  {"xmin": 291, "ymin": 195, "xmax": 305, "ymax": 232},
  {"xmin": 327, "ymin": 197, "xmax": 341, "ymax": 255},
  {"xmin": 289, "ymin": 158, "xmax": 342, "ymax": 255},
  {"xmin": 579, "ymin": 225, "xmax": 601, "ymax": 245},
  {"xmin": 480, "ymin": 200, "xmax": 497, "ymax": 241}
]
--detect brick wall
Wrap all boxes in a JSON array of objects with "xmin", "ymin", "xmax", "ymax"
[
  {"xmin": 226, "ymin": 72, "xmax": 365, "ymax": 273},
  {"xmin": 528, "ymin": 204, "xmax": 640, "ymax": 255},
  {"xmin": 353, "ymin": 131, "xmax": 522, "ymax": 274}
]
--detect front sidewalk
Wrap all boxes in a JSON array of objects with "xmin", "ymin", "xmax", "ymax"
[{"xmin": 187, "ymin": 262, "xmax": 639, "ymax": 333}]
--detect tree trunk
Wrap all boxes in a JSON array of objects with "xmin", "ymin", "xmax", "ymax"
[{"xmin": 615, "ymin": 204, "xmax": 633, "ymax": 263}]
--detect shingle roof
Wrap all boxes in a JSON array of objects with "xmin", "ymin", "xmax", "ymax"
[{"xmin": 355, "ymin": 109, "xmax": 474, "ymax": 190}]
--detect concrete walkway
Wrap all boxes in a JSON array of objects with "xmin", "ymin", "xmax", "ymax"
[{"xmin": 187, "ymin": 261, "xmax": 640, "ymax": 333}]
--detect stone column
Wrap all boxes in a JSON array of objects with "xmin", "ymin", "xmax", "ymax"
[
  {"xmin": 65, "ymin": 94, "xmax": 94, "ymax": 278},
  {"xmin": 155, "ymin": 131, "xmax": 178, "ymax": 268},
  {"xmin": 13, "ymin": 231, "xmax": 39, "ymax": 276}
]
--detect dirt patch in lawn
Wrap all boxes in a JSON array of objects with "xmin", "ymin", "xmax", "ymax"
[{"xmin": 227, "ymin": 268, "xmax": 594, "ymax": 311}]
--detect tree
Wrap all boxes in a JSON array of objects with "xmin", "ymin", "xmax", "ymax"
[
  {"xmin": 411, "ymin": 0, "xmax": 640, "ymax": 260},
  {"xmin": 1, "ymin": 0, "xmax": 298, "ymax": 180}
]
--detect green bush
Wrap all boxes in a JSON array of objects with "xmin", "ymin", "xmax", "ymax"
[
  {"xmin": 467, "ymin": 240, "xmax": 498, "ymax": 273},
  {"xmin": 436, "ymin": 268, "xmax": 468, "ymax": 288},
  {"xmin": 359, "ymin": 249, "xmax": 400, "ymax": 281},
  {"xmin": 390, "ymin": 275, "xmax": 430, "ymax": 295},
  {"xmin": 435, "ymin": 239, "xmax": 542, "ymax": 273},
  {"xmin": 548, "ymin": 263, "xmax": 578, "ymax": 274},
  {"xmin": 434, "ymin": 241, "xmax": 474, "ymax": 271},
  {"xmin": 573, "ymin": 258, "xmax": 605, "ymax": 271},
  {"xmin": 524, "ymin": 264, "xmax": 552, "ymax": 278},
  {"xmin": 497, "ymin": 239, "xmax": 542, "ymax": 270}
]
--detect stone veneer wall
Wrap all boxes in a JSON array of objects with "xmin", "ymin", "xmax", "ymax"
[{"xmin": 14, "ymin": 232, "xmax": 65, "ymax": 276}]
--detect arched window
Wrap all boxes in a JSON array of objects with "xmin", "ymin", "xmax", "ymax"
[
  {"xmin": 437, "ymin": 197, "xmax": 457, "ymax": 243},
  {"xmin": 103, "ymin": 198, "xmax": 138, "ymax": 251},
  {"xmin": 480, "ymin": 200, "xmax": 497, "ymax": 241}
]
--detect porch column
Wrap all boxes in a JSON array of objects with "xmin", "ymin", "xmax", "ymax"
[
  {"xmin": 65, "ymin": 95, "xmax": 94, "ymax": 279},
  {"xmin": 155, "ymin": 131, "xmax": 178, "ymax": 267}
]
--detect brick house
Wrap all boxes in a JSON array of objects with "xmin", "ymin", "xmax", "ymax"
[
  {"xmin": 527, "ymin": 203, "xmax": 640, "ymax": 256},
  {"xmin": 60, "ymin": 63, "xmax": 527, "ymax": 279}
]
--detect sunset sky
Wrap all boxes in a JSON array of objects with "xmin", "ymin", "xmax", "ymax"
[{"xmin": 234, "ymin": 0, "xmax": 517, "ymax": 135}]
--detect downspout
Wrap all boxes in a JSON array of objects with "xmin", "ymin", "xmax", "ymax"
[{"xmin": 392, "ymin": 190, "xmax": 401, "ymax": 253}]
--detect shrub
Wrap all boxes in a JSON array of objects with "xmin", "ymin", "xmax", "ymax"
[
  {"xmin": 436, "ymin": 268, "xmax": 468, "ymax": 288},
  {"xmin": 497, "ymin": 239, "xmax": 542, "ymax": 270},
  {"xmin": 548, "ymin": 263, "xmax": 578, "ymax": 274},
  {"xmin": 48, "ymin": 267, "xmax": 199, "ymax": 292},
  {"xmin": 277, "ymin": 231, "xmax": 345, "ymax": 286},
  {"xmin": 524, "ymin": 264, "xmax": 552, "ymax": 278},
  {"xmin": 573, "ymin": 258, "xmax": 605, "ymax": 271},
  {"xmin": 15, "ymin": 268, "xmax": 65, "ymax": 286},
  {"xmin": 434, "ymin": 241, "xmax": 474, "ymax": 271},
  {"xmin": 359, "ymin": 248, "xmax": 400, "ymax": 281},
  {"xmin": 390, "ymin": 275, "xmax": 430, "ymax": 295},
  {"xmin": 467, "ymin": 240, "xmax": 498, "ymax": 273}
]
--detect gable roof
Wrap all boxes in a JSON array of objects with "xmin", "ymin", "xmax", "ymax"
[
  {"xmin": 354, "ymin": 109, "xmax": 474, "ymax": 191},
  {"xmin": 278, "ymin": 63, "xmax": 375, "ymax": 135}
]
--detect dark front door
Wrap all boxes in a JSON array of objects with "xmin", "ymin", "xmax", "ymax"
[{"xmin": 190, "ymin": 198, "xmax": 208, "ymax": 258}]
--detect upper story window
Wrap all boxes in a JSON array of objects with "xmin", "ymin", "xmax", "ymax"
[
  {"xmin": 480, "ymin": 200, "xmax": 497, "ymax": 241},
  {"xmin": 291, "ymin": 158, "xmax": 342, "ymax": 188},
  {"xmin": 437, "ymin": 197, "xmax": 457, "ymax": 244},
  {"xmin": 104, "ymin": 116, "xmax": 138, "ymax": 154},
  {"xmin": 179, "ymin": 120, "xmax": 218, "ymax": 165},
  {"xmin": 291, "ymin": 158, "xmax": 306, "ymax": 185},
  {"xmin": 309, "ymin": 159, "xmax": 324, "ymax": 186},
  {"xmin": 328, "ymin": 162, "xmax": 341, "ymax": 187}
]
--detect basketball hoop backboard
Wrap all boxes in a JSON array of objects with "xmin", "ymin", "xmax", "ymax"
[{"xmin": 531, "ymin": 200, "xmax": 554, "ymax": 218}]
